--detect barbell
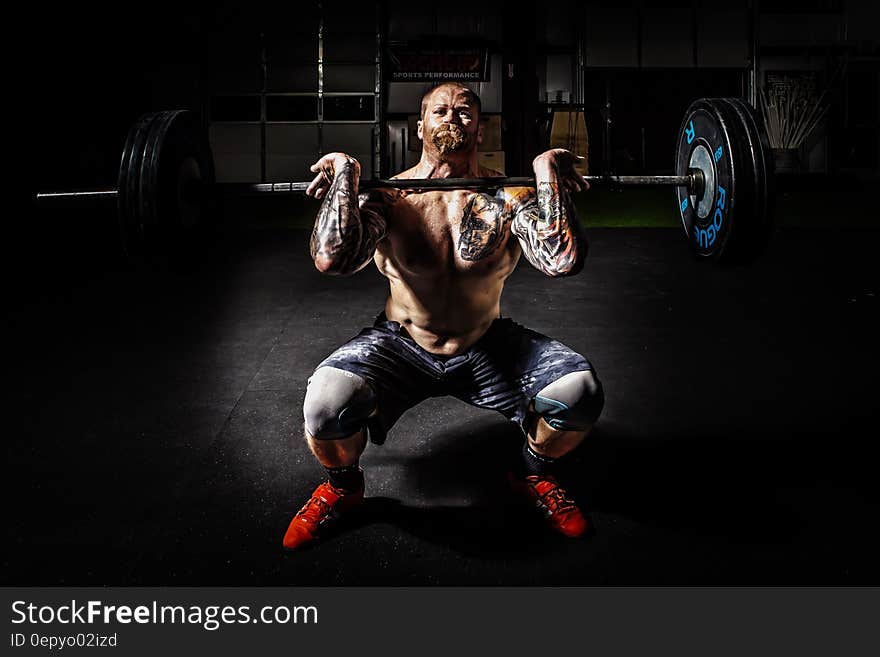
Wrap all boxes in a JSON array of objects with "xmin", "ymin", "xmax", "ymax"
[{"xmin": 36, "ymin": 97, "xmax": 773, "ymax": 263}]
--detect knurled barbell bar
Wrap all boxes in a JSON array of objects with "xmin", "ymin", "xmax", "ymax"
[{"xmin": 36, "ymin": 97, "xmax": 773, "ymax": 264}]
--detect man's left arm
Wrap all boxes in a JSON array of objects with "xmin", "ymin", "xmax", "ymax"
[{"xmin": 510, "ymin": 149, "xmax": 589, "ymax": 277}]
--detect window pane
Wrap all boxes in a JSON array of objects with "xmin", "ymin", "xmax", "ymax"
[
  {"xmin": 210, "ymin": 96, "xmax": 261, "ymax": 121},
  {"xmin": 323, "ymin": 95, "xmax": 375, "ymax": 121},
  {"xmin": 267, "ymin": 95, "xmax": 318, "ymax": 121}
]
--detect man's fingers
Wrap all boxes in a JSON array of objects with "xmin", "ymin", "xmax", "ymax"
[
  {"xmin": 565, "ymin": 174, "xmax": 588, "ymax": 194},
  {"xmin": 305, "ymin": 171, "xmax": 325, "ymax": 197}
]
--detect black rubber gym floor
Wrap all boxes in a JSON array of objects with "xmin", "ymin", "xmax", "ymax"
[{"xmin": 4, "ymin": 224, "xmax": 879, "ymax": 585}]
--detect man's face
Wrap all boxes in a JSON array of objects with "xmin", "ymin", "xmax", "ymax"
[{"xmin": 418, "ymin": 86, "xmax": 483, "ymax": 157}]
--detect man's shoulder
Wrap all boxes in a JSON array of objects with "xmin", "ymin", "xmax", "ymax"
[
  {"xmin": 474, "ymin": 166, "xmax": 535, "ymax": 211},
  {"xmin": 477, "ymin": 165, "xmax": 505, "ymax": 178},
  {"xmin": 498, "ymin": 185, "xmax": 537, "ymax": 210},
  {"xmin": 359, "ymin": 186, "xmax": 401, "ymax": 209},
  {"xmin": 391, "ymin": 165, "xmax": 421, "ymax": 180}
]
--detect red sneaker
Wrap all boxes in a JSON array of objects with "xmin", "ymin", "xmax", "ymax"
[
  {"xmin": 282, "ymin": 481, "xmax": 364, "ymax": 550},
  {"xmin": 509, "ymin": 473, "xmax": 589, "ymax": 538}
]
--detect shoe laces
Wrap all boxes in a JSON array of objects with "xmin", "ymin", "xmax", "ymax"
[
  {"xmin": 536, "ymin": 480, "xmax": 577, "ymax": 514},
  {"xmin": 296, "ymin": 490, "xmax": 334, "ymax": 524}
]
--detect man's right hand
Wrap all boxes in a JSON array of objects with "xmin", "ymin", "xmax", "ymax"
[{"xmin": 306, "ymin": 153, "xmax": 361, "ymax": 200}]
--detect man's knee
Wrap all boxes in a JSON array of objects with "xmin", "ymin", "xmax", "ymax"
[
  {"xmin": 533, "ymin": 369, "xmax": 604, "ymax": 432},
  {"xmin": 303, "ymin": 367, "xmax": 377, "ymax": 440}
]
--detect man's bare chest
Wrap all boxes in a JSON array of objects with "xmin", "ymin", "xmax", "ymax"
[{"xmin": 380, "ymin": 191, "xmax": 515, "ymax": 272}]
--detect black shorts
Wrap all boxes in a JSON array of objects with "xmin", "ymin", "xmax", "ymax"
[{"xmin": 314, "ymin": 312, "xmax": 596, "ymax": 443}]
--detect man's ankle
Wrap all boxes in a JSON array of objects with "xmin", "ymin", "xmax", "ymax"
[{"xmin": 325, "ymin": 463, "xmax": 364, "ymax": 493}]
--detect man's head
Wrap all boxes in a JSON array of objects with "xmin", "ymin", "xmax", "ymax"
[{"xmin": 417, "ymin": 83, "xmax": 483, "ymax": 158}]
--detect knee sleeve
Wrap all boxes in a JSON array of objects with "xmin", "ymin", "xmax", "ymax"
[
  {"xmin": 303, "ymin": 367, "xmax": 377, "ymax": 440},
  {"xmin": 533, "ymin": 370, "xmax": 604, "ymax": 431}
]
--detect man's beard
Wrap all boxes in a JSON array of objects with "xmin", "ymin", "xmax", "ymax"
[{"xmin": 431, "ymin": 124, "xmax": 468, "ymax": 155}]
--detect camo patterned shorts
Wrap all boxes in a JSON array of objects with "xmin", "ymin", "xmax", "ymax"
[{"xmin": 315, "ymin": 312, "xmax": 596, "ymax": 443}]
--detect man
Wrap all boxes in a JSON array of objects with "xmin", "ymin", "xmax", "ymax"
[{"xmin": 283, "ymin": 82, "xmax": 604, "ymax": 550}]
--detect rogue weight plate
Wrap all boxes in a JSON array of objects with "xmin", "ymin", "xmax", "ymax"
[
  {"xmin": 676, "ymin": 97, "xmax": 773, "ymax": 263},
  {"xmin": 676, "ymin": 99, "xmax": 739, "ymax": 261}
]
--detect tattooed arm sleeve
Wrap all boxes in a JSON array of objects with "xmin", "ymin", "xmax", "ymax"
[
  {"xmin": 309, "ymin": 161, "xmax": 390, "ymax": 275},
  {"xmin": 510, "ymin": 180, "xmax": 588, "ymax": 277}
]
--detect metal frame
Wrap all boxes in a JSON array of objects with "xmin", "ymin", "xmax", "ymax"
[
  {"xmin": 373, "ymin": 1, "xmax": 384, "ymax": 180},
  {"xmin": 317, "ymin": 7, "xmax": 324, "ymax": 158},
  {"xmin": 207, "ymin": 4, "xmax": 382, "ymax": 180}
]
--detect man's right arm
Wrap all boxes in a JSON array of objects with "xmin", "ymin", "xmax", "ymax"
[{"xmin": 308, "ymin": 155, "xmax": 390, "ymax": 275}]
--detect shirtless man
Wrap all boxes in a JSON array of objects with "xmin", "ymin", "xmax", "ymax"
[{"xmin": 283, "ymin": 82, "xmax": 604, "ymax": 550}]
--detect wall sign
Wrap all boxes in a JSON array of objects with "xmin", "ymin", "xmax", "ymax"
[{"xmin": 388, "ymin": 42, "xmax": 490, "ymax": 81}]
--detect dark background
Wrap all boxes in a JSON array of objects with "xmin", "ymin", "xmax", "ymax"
[{"xmin": 6, "ymin": 1, "xmax": 880, "ymax": 585}]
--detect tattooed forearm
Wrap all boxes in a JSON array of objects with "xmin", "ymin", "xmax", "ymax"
[
  {"xmin": 511, "ymin": 181, "xmax": 587, "ymax": 276},
  {"xmin": 309, "ymin": 162, "xmax": 388, "ymax": 275}
]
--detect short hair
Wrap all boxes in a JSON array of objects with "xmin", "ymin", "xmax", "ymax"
[{"xmin": 419, "ymin": 83, "xmax": 482, "ymax": 119}]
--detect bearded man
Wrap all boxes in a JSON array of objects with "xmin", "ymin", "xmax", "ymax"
[{"xmin": 283, "ymin": 82, "xmax": 604, "ymax": 550}]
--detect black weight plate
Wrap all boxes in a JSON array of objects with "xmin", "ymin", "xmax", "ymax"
[
  {"xmin": 139, "ymin": 111, "xmax": 179, "ymax": 237},
  {"xmin": 710, "ymin": 98, "xmax": 761, "ymax": 263},
  {"xmin": 713, "ymin": 98, "xmax": 760, "ymax": 263},
  {"xmin": 117, "ymin": 112, "xmax": 159, "ymax": 260},
  {"xmin": 675, "ymin": 99, "xmax": 739, "ymax": 260},
  {"xmin": 137, "ymin": 110, "xmax": 215, "ymax": 261},
  {"xmin": 715, "ymin": 98, "xmax": 764, "ymax": 262},
  {"xmin": 717, "ymin": 97, "xmax": 774, "ymax": 262}
]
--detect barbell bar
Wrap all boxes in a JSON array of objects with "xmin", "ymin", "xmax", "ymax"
[
  {"xmin": 35, "ymin": 98, "xmax": 773, "ymax": 264},
  {"xmin": 36, "ymin": 173, "xmax": 700, "ymax": 200}
]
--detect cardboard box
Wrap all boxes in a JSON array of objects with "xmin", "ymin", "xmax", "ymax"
[
  {"xmin": 478, "ymin": 151, "xmax": 505, "ymax": 175},
  {"xmin": 478, "ymin": 114, "xmax": 502, "ymax": 152},
  {"xmin": 407, "ymin": 115, "xmax": 421, "ymax": 151},
  {"xmin": 549, "ymin": 110, "xmax": 589, "ymax": 175}
]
